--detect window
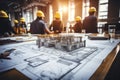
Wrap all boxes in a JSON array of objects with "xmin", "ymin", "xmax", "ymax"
[
  {"xmin": 98, "ymin": 0, "xmax": 108, "ymax": 19},
  {"xmin": 82, "ymin": 0, "xmax": 90, "ymax": 19},
  {"xmin": 49, "ymin": 5, "xmax": 53, "ymax": 25},
  {"xmin": 68, "ymin": 0, "xmax": 75, "ymax": 22},
  {"xmin": 98, "ymin": 0, "xmax": 109, "ymax": 26}
]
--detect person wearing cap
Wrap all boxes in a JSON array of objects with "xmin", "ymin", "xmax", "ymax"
[
  {"xmin": 19, "ymin": 17, "xmax": 27, "ymax": 34},
  {"xmin": 73, "ymin": 16, "xmax": 82, "ymax": 33},
  {"xmin": 30, "ymin": 10, "xmax": 52, "ymax": 34},
  {"xmin": 14, "ymin": 19, "xmax": 20, "ymax": 34},
  {"xmin": 83, "ymin": 7, "xmax": 97, "ymax": 33},
  {"xmin": 49, "ymin": 11, "xmax": 64, "ymax": 34},
  {"xmin": 0, "ymin": 10, "xmax": 16, "ymax": 37}
]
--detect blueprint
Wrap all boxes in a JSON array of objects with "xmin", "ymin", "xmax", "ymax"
[
  {"xmin": 0, "ymin": 34, "xmax": 119, "ymax": 80},
  {"xmin": 0, "ymin": 41, "xmax": 103, "ymax": 80}
]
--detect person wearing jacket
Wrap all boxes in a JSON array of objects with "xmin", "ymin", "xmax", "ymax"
[
  {"xmin": 19, "ymin": 17, "xmax": 27, "ymax": 34},
  {"xmin": 49, "ymin": 11, "xmax": 64, "ymax": 34},
  {"xmin": 13, "ymin": 19, "xmax": 20, "ymax": 34},
  {"xmin": 73, "ymin": 16, "xmax": 82, "ymax": 33},
  {"xmin": 30, "ymin": 10, "xmax": 52, "ymax": 34},
  {"xmin": 83, "ymin": 7, "xmax": 97, "ymax": 33},
  {"xmin": 0, "ymin": 10, "xmax": 16, "ymax": 37}
]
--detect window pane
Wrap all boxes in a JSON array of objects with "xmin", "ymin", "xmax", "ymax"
[
  {"xmin": 99, "ymin": 0, "xmax": 108, "ymax": 3},
  {"xmin": 99, "ymin": 4, "xmax": 108, "ymax": 12},
  {"xmin": 82, "ymin": 0, "xmax": 90, "ymax": 19},
  {"xmin": 68, "ymin": 0, "xmax": 75, "ymax": 21},
  {"xmin": 98, "ymin": 0, "xmax": 108, "ymax": 19}
]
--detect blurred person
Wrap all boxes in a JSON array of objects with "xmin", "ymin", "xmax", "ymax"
[
  {"xmin": 0, "ymin": 10, "xmax": 16, "ymax": 37},
  {"xmin": 30, "ymin": 10, "xmax": 52, "ymax": 34},
  {"xmin": 69, "ymin": 24, "xmax": 74, "ymax": 33},
  {"xmin": 13, "ymin": 19, "xmax": 20, "ymax": 34},
  {"xmin": 73, "ymin": 16, "xmax": 82, "ymax": 33},
  {"xmin": 83, "ymin": 7, "xmax": 97, "ymax": 33},
  {"xmin": 19, "ymin": 17, "xmax": 27, "ymax": 34},
  {"xmin": 49, "ymin": 11, "xmax": 64, "ymax": 34}
]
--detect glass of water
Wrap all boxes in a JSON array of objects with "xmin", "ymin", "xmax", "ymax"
[
  {"xmin": 108, "ymin": 25, "xmax": 116, "ymax": 43},
  {"xmin": 82, "ymin": 29, "xmax": 86, "ymax": 40},
  {"xmin": 98, "ymin": 25, "xmax": 103, "ymax": 34},
  {"xmin": 82, "ymin": 29, "xmax": 86, "ymax": 34}
]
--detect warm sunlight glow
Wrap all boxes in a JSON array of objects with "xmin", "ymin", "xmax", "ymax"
[
  {"xmin": 49, "ymin": 5, "xmax": 53, "ymax": 25},
  {"xmin": 68, "ymin": 1, "xmax": 75, "ymax": 22},
  {"xmin": 82, "ymin": 0, "xmax": 90, "ymax": 19},
  {"xmin": 58, "ymin": 8, "xmax": 63, "ymax": 20},
  {"xmin": 63, "ymin": 6, "xmax": 67, "ymax": 12}
]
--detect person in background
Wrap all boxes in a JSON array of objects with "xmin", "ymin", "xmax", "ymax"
[
  {"xmin": 0, "ymin": 10, "xmax": 16, "ymax": 37},
  {"xmin": 14, "ymin": 19, "xmax": 20, "ymax": 34},
  {"xmin": 49, "ymin": 11, "xmax": 64, "ymax": 34},
  {"xmin": 83, "ymin": 7, "xmax": 97, "ymax": 33},
  {"xmin": 30, "ymin": 10, "xmax": 52, "ymax": 34},
  {"xmin": 73, "ymin": 16, "xmax": 82, "ymax": 33},
  {"xmin": 19, "ymin": 17, "xmax": 27, "ymax": 34}
]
